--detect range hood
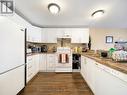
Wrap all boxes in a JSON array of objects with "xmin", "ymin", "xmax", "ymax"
[{"xmin": 57, "ymin": 38, "xmax": 71, "ymax": 47}]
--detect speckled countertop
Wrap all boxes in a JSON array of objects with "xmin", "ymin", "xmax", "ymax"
[{"xmin": 81, "ymin": 52, "xmax": 127, "ymax": 74}]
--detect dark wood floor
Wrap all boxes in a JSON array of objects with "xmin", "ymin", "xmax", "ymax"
[{"xmin": 19, "ymin": 72, "xmax": 94, "ymax": 95}]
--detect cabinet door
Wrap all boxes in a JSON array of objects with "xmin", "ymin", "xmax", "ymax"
[
  {"xmin": 56, "ymin": 28, "xmax": 72, "ymax": 38},
  {"xmin": 32, "ymin": 27, "xmax": 42, "ymax": 42},
  {"xmin": 28, "ymin": 26, "xmax": 42, "ymax": 42},
  {"xmin": 45, "ymin": 29, "xmax": 57, "ymax": 43},
  {"xmin": 81, "ymin": 57, "xmax": 96, "ymax": 94},
  {"xmin": 27, "ymin": 26, "xmax": 32, "ymax": 41},
  {"xmin": 95, "ymin": 63, "xmax": 127, "ymax": 95},
  {"xmin": 33, "ymin": 54, "xmax": 40, "ymax": 75},
  {"xmin": 39, "ymin": 54, "xmax": 47, "ymax": 72},
  {"xmin": 80, "ymin": 29, "xmax": 89, "ymax": 43},
  {"xmin": 82, "ymin": 56, "xmax": 88, "ymax": 79},
  {"xmin": 86, "ymin": 58, "xmax": 95, "ymax": 93},
  {"xmin": 62, "ymin": 28, "xmax": 72, "ymax": 38},
  {"xmin": 71, "ymin": 28, "xmax": 89, "ymax": 43},
  {"xmin": 57, "ymin": 28, "xmax": 64, "ymax": 38},
  {"xmin": 41, "ymin": 29, "xmax": 57, "ymax": 43},
  {"xmin": 26, "ymin": 56, "xmax": 34, "ymax": 82},
  {"xmin": 71, "ymin": 30, "xmax": 80, "ymax": 43},
  {"xmin": 46, "ymin": 54, "xmax": 56, "ymax": 71},
  {"xmin": 27, "ymin": 26, "xmax": 35, "ymax": 42},
  {"xmin": 81, "ymin": 56, "xmax": 86, "ymax": 79}
]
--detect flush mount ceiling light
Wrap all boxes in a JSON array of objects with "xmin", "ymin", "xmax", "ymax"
[
  {"xmin": 48, "ymin": 3, "xmax": 60, "ymax": 14},
  {"xmin": 91, "ymin": 10, "xmax": 104, "ymax": 18}
]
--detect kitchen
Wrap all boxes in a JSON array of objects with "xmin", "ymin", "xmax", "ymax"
[{"xmin": 0, "ymin": 0, "xmax": 127, "ymax": 95}]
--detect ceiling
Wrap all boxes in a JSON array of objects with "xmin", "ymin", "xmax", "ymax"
[{"xmin": 15, "ymin": 0, "xmax": 127, "ymax": 28}]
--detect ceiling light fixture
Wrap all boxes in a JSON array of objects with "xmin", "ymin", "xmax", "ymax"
[
  {"xmin": 48, "ymin": 3, "xmax": 60, "ymax": 14},
  {"xmin": 91, "ymin": 10, "xmax": 104, "ymax": 18}
]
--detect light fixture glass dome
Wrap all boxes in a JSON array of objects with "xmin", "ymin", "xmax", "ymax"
[
  {"xmin": 48, "ymin": 3, "xmax": 60, "ymax": 14},
  {"xmin": 91, "ymin": 10, "xmax": 104, "ymax": 18}
]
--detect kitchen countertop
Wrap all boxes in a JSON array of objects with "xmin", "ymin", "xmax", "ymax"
[
  {"xmin": 27, "ymin": 50, "xmax": 127, "ymax": 74},
  {"xmin": 27, "ymin": 52, "xmax": 56, "ymax": 56},
  {"xmin": 81, "ymin": 52, "xmax": 127, "ymax": 74}
]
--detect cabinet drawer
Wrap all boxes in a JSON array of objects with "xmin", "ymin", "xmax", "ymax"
[
  {"xmin": 27, "ymin": 56, "xmax": 33, "ymax": 62},
  {"xmin": 27, "ymin": 72, "xmax": 33, "ymax": 82},
  {"xmin": 27, "ymin": 63, "xmax": 33, "ymax": 69},
  {"xmin": 26, "ymin": 68, "xmax": 33, "ymax": 82}
]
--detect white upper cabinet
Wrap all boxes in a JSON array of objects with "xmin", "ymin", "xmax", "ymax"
[
  {"xmin": 28, "ymin": 27, "xmax": 89, "ymax": 43},
  {"xmin": 41, "ymin": 28, "xmax": 57, "ymax": 43},
  {"xmin": 32, "ymin": 27, "xmax": 42, "ymax": 42},
  {"xmin": 57, "ymin": 28, "xmax": 89, "ymax": 43},
  {"xmin": 57, "ymin": 28, "xmax": 72, "ymax": 38},
  {"xmin": 27, "ymin": 26, "xmax": 33, "ymax": 41},
  {"xmin": 27, "ymin": 26, "xmax": 42, "ymax": 42},
  {"xmin": 71, "ymin": 28, "xmax": 89, "ymax": 43}
]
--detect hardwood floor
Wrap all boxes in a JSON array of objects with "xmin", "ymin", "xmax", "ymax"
[{"xmin": 19, "ymin": 72, "xmax": 94, "ymax": 95}]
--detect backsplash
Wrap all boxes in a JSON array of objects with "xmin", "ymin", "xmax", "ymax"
[{"xmin": 27, "ymin": 38, "xmax": 87, "ymax": 52}]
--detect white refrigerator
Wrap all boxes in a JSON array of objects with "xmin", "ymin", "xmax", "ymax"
[{"xmin": 0, "ymin": 16, "xmax": 25, "ymax": 95}]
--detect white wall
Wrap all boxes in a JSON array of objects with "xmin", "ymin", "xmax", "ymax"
[
  {"xmin": 7, "ymin": 13, "xmax": 31, "ymax": 28},
  {"xmin": 90, "ymin": 28, "xmax": 127, "ymax": 50}
]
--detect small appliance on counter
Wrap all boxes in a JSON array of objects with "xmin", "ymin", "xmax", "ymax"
[
  {"xmin": 100, "ymin": 51, "xmax": 108, "ymax": 58},
  {"xmin": 27, "ymin": 44, "xmax": 42, "ymax": 53},
  {"xmin": 82, "ymin": 47, "xmax": 87, "ymax": 52},
  {"xmin": 73, "ymin": 47, "xmax": 82, "ymax": 53},
  {"xmin": 27, "ymin": 49, "xmax": 32, "ymax": 54},
  {"xmin": 41, "ymin": 45, "xmax": 48, "ymax": 52},
  {"xmin": 31, "ymin": 47, "xmax": 38, "ymax": 53}
]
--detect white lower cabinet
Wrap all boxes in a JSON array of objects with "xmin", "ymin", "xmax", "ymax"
[
  {"xmin": 27, "ymin": 55, "xmax": 40, "ymax": 83},
  {"xmin": 33, "ymin": 54, "xmax": 40, "ymax": 75},
  {"xmin": 27, "ymin": 56, "xmax": 33, "ymax": 82},
  {"xmin": 85, "ymin": 57, "xmax": 95, "ymax": 93},
  {"xmin": 81, "ymin": 56, "xmax": 127, "ymax": 95},
  {"xmin": 46, "ymin": 54, "xmax": 56, "ymax": 72},
  {"xmin": 95, "ymin": 62, "xmax": 127, "ymax": 95},
  {"xmin": 81, "ymin": 56, "xmax": 95, "ymax": 94},
  {"xmin": 0, "ymin": 65, "xmax": 25, "ymax": 95},
  {"xmin": 39, "ymin": 54, "xmax": 56, "ymax": 72},
  {"xmin": 39, "ymin": 54, "xmax": 47, "ymax": 71}
]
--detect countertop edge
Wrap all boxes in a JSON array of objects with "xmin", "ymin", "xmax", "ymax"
[{"xmin": 81, "ymin": 53, "xmax": 127, "ymax": 75}]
